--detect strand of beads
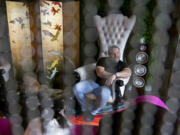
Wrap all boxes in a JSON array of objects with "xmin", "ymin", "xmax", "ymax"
[
  {"xmin": 6, "ymin": 79, "xmax": 24, "ymax": 135},
  {"xmin": 39, "ymin": 85, "xmax": 55, "ymax": 132},
  {"xmin": 99, "ymin": 1, "xmax": 125, "ymax": 135},
  {"xmin": 159, "ymin": 22, "xmax": 180, "ymax": 135},
  {"xmin": 168, "ymin": 35, "xmax": 180, "ymax": 134},
  {"xmin": 143, "ymin": 0, "xmax": 175, "ymax": 135},
  {"xmin": 119, "ymin": 1, "xmax": 150, "ymax": 135},
  {"xmin": 82, "ymin": 0, "xmax": 98, "ymax": 65}
]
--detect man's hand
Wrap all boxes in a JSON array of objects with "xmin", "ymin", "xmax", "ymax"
[{"xmin": 105, "ymin": 74, "xmax": 116, "ymax": 86}]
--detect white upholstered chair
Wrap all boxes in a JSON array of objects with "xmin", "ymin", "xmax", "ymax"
[{"xmin": 75, "ymin": 14, "xmax": 136, "ymax": 103}]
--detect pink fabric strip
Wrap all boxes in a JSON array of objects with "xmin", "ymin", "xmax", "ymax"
[{"xmin": 131, "ymin": 95, "xmax": 169, "ymax": 111}]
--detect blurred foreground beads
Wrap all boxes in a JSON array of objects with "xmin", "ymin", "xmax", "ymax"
[
  {"xmin": 41, "ymin": 108, "xmax": 54, "ymax": 121},
  {"xmin": 26, "ymin": 96, "xmax": 40, "ymax": 110}
]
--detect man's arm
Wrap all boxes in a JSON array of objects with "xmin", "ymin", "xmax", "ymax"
[
  {"xmin": 116, "ymin": 68, "xmax": 132, "ymax": 78},
  {"xmin": 96, "ymin": 66, "xmax": 116, "ymax": 86},
  {"xmin": 96, "ymin": 66, "xmax": 132, "ymax": 79},
  {"xmin": 96, "ymin": 66, "xmax": 113, "ymax": 79},
  {"xmin": 96, "ymin": 66, "xmax": 132, "ymax": 86}
]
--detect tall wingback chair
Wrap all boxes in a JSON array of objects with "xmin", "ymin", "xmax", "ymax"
[{"xmin": 75, "ymin": 14, "xmax": 136, "ymax": 103}]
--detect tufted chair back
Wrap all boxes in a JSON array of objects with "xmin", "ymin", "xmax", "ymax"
[{"xmin": 94, "ymin": 14, "xmax": 136, "ymax": 61}]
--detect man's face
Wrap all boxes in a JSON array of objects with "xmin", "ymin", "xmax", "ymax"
[{"xmin": 110, "ymin": 48, "xmax": 120, "ymax": 61}]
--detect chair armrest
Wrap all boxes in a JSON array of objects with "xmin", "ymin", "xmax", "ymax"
[
  {"xmin": 109, "ymin": 76, "xmax": 130, "ymax": 103},
  {"xmin": 74, "ymin": 63, "xmax": 96, "ymax": 81},
  {"xmin": 119, "ymin": 77, "xmax": 130, "ymax": 85},
  {"xmin": 73, "ymin": 71, "xmax": 81, "ymax": 83},
  {"xmin": 117, "ymin": 76, "xmax": 130, "ymax": 96}
]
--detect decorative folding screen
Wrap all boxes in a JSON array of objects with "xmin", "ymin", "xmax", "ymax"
[{"xmin": 6, "ymin": 1, "xmax": 64, "ymax": 79}]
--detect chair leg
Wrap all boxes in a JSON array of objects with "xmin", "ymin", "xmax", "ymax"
[{"xmin": 113, "ymin": 80, "xmax": 124, "ymax": 110}]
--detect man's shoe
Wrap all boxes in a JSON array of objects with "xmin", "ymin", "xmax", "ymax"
[
  {"xmin": 74, "ymin": 109, "xmax": 84, "ymax": 117},
  {"xmin": 84, "ymin": 111, "xmax": 94, "ymax": 122}
]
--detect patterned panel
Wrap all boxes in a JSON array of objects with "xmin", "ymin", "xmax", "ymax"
[{"xmin": 6, "ymin": 1, "xmax": 34, "ymax": 77}]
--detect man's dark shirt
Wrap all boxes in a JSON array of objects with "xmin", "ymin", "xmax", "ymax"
[{"xmin": 96, "ymin": 57, "xmax": 126, "ymax": 86}]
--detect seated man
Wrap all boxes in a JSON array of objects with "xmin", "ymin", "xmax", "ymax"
[{"xmin": 73, "ymin": 45, "xmax": 131, "ymax": 116}]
